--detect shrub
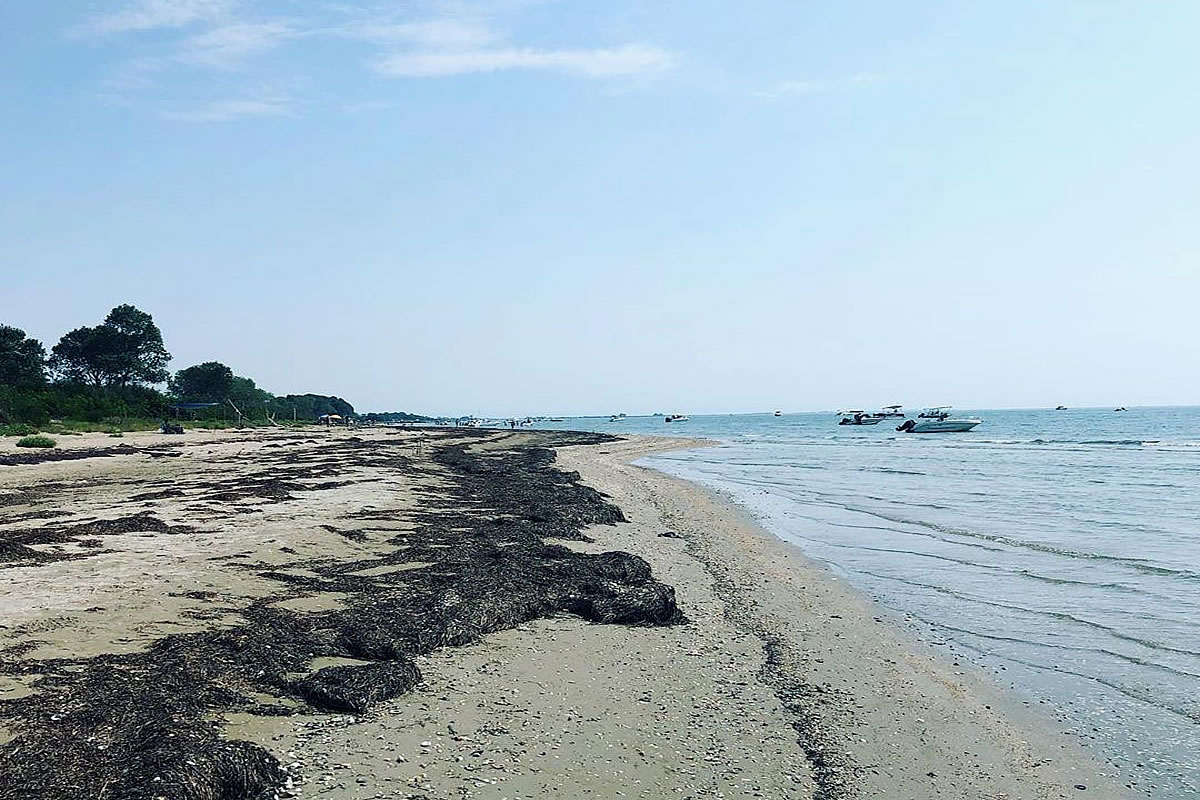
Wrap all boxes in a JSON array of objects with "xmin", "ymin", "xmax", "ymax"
[
  {"xmin": 1, "ymin": 423, "xmax": 38, "ymax": 437},
  {"xmin": 15, "ymin": 435, "xmax": 56, "ymax": 448}
]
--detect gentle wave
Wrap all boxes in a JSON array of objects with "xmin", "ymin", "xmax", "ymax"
[
  {"xmin": 851, "ymin": 506, "xmax": 1200, "ymax": 582},
  {"xmin": 617, "ymin": 407, "xmax": 1200, "ymax": 797}
]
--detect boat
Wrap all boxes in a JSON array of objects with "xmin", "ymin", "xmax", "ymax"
[
  {"xmin": 549, "ymin": 418, "xmax": 565, "ymax": 422},
  {"xmin": 896, "ymin": 408, "xmax": 981, "ymax": 433},
  {"xmin": 664, "ymin": 414, "xmax": 689, "ymax": 423},
  {"xmin": 774, "ymin": 410, "xmax": 782, "ymax": 417},
  {"xmin": 837, "ymin": 411, "xmax": 882, "ymax": 426},
  {"xmin": 608, "ymin": 413, "xmax": 627, "ymax": 422},
  {"xmin": 871, "ymin": 405, "xmax": 906, "ymax": 418},
  {"xmin": 1055, "ymin": 405, "xmax": 1068, "ymax": 411},
  {"xmin": 1114, "ymin": 407, "xmax": 1128, "ymax": 412}
]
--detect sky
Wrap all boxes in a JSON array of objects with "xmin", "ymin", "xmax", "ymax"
[{"xmin": 3, "ymin": 1, "xmax": 1200, "ymax": 416}]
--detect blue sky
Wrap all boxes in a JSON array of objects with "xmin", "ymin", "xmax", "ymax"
[{"xmin": 4, "ymin": 1, "xmax": 1200, "ymax": 415}]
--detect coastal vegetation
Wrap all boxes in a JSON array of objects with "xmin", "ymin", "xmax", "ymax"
[
  {"xmin": 359, "ymin": 410, "xmax": 437, "ymax": 424},
  {"xmin": 0, "ymin": 424, "xmax": 38, "ymax": 437},
  {"xmin": 14, "ymin": 435, "xmax": 55, "ymax": 448},
  {"xmin": 0, "ymin": 306, "xmax": 357, "ymax": 429}
]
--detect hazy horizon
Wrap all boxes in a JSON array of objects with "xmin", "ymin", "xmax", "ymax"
[
  {"xmin": 6, "ymin": 1, "xmax": 1200, "ymax": 416},
  {"xmin": 476, "ymin": 404, "xmax": 1191, "ymax": 420}
]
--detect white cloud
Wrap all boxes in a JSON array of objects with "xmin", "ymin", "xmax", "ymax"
[
  {"xmin": 179, "ymin": 22, "xmax": 298, "ymax": 68},
  {"xmin": 162, "ymin": 97, "xmax": 291, "ymax": 122},
  {"xmin": 74, "ymin": 2, "xmax": 680, "ymax": 121},
  {"xmin": 757, "ymin": 73, "xmax": 882, "ymax": 99},
  {"xmin": 345, "ymin": 19, "xmax": 499, "ymax": 49},
  {"xmin": 374, "ymin": 44, "xmax": 676, "ymax": 79},
  {"xmin": 79, "ymin": 0, "xmax": 232, "ymax": 36}
]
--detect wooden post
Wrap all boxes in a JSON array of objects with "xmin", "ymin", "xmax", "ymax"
[{"xmin": 226, "ymin": 399, "xmax": 244, "ymax": 427}]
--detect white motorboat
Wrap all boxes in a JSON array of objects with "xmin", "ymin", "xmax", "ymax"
[
  {"xmin": 609, "ymin": 413, "xmax": 627, "ymax": 422},
  {"xmin": 897, "ymin": 408, "xmax": 981, "ymax": 433},
  {"xmin": 665, "ymin": 414, "xmax": 689, "ymax": 423},
  {"xmin": 872, "ymin": 405, "xmax": 906, "ymax": 418},
  {"xmin": 774, "ymin": 410, "xmax": 782, "ymax": 417},
  {"xmin": 838, "ymin": 411, "xmax": 882, "ymax": 426}
]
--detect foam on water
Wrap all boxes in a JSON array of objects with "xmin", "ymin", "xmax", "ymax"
[{"xmin": 533, "ymin": 407, "xmax": 1200, "ymax": 797}]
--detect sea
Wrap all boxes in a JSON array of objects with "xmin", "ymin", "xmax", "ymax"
[{"xmin": 531, "ymin": 408, "xmax": 1200, "ymax": 798}]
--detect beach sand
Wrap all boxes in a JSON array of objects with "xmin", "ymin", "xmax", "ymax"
[{"xmin": 0, "ymin": 429, "xmax": 1133, "ymax": 799}]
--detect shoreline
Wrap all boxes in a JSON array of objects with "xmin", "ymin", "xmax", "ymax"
[
  {"xmin": 0, "ymin": 428, "xmax": 1134, "ymax": 799},
  {"xmin": 559, "ymin": 436, "xmax": 1133, "ymax": 800}
]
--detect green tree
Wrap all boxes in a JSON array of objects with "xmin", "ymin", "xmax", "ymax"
[
  {"xmin": 48, "ymin": 305, "xmax": 171, "ymax": 388},
  {"xmin": 0, "ymin": 326, "xmax": 46, "ymax": 388},
  {"xmin": 170, "ymin": 362, "xmax": 235, "ymax": 403},
  {"xmin": 276, "ymin": 394, "xmax": 355, "ymax": 418},
  {"xmin": 102, "ymin": 304, "xmax": 170, "ymax": 387},
  {"xmin": 48, "ymin": 326, "xmax": 114, "ymax": 387},
  {"xmin": 228, "ymin": 375, "xmax": 272, "ymax": 414}
]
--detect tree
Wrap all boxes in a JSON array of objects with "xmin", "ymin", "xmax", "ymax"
[
  {"xmin": 102, "ymin": 304, "xmax": 170, "ymax": 387},
  {"xmin": 228, "ymin": 375, "xmax": 272, "ymax": 412},
  {"xmin": 0, "ymin": 326, "xmax": 46, "ymax": 388},
  {"xmin": 48, "ymin": 305, "xmax": 171, "ymax": 388},
  {"xmin": 49, "ymin": 326, "xmax": 114, "ymax": 387},
  {"xmin": 170, "ymin": 362, "xmax": 234, "ymax": 403}
]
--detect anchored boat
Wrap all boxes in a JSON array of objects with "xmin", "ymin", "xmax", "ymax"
[
  {"xmin": 837, "ymin": 411, "xmax": 882, "ymax": 426},
  {"xmin": 896, "ymin": 408, "xmax": 981, "ymax": 433}
]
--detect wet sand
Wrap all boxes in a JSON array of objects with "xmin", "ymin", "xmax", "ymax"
[{"xmin": 0, "ymin": 429, "xmax": 1133, "ymax": 799}]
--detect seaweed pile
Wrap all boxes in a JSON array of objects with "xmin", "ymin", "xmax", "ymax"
[
  {"xmin": 0, "ymin": 443, "xmax": 145, "ymax": 467},
  {"xmin": 0, "ymin": 432, "xmax": 682, "ymax": 800},
  {"xmin": 0, "ymin": 512, "xmax": 195, "ymax": 567}
]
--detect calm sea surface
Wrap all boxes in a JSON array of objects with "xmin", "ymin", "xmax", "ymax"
[{"xmin": 532, "ymin": 408, "xmax": 1200, "ymax": 798}]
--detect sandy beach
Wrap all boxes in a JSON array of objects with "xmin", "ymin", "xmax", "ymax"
[{"xmin": 0, "ymin": 428, "xmax": 1133, "ymax": 799}]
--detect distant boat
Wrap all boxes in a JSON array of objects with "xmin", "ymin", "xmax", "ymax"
[
  {"xmin": 609, "ymin": 413, "xmax": 627, "ymax": 422},
  {"xmin": 1115, "ymin": 406, "xmax": 1128, "ymax": 412},
  {"xmin": 837, "ymin": 411, "xmax": 882, "ymax": 426},
  {"xmin": 774, "ymin": 410, "xmax": 782, "ymax": 417},
  {"xmin": 664, "ymin": 414, "xmax": 689, "ymax": 423},
  {"xmin": 1055, "ymin": 405, "xmax": 1068, "ymax": 411},
  {"xmin": 897, "ymin": 408, "xmax": 982, "ymax": 433},
  {"xmin": 549, "ymin": 418, "xmax": 565, "ymax": 422},
  {"xmin": 871, "ymin": 405, "xmax": 906, "ymax": 418}
]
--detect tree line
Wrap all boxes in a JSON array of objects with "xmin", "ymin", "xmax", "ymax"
[{"xmin": 0, "ymin": 305, "xmax": 355, "ymax": 426}]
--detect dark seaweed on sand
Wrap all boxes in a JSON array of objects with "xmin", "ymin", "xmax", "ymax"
[
  {"xmin": 0, "ymin": 443, "xmax": 153, "ymax": 467},
  {"xmin": 0, "ymin": 431, "xmax": 682, "ymax": 800},
  {"xmin": 0, "ymin": 512, "xmax": 196, "ymax": 566}
]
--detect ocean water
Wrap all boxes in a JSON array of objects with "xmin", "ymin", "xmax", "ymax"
[{"xmin": 532, "ymin": 408, "xmax": 1200, "ymax": 798}]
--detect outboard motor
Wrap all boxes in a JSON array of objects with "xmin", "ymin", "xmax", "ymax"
[{"xmin": 896, "ymin": 419, "xmax": 916, "ymax": 432}]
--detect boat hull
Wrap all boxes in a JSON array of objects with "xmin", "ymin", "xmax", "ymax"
[{"xmin": 902, "ymin": 419, "xmax": 981, "ymax": 433}]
